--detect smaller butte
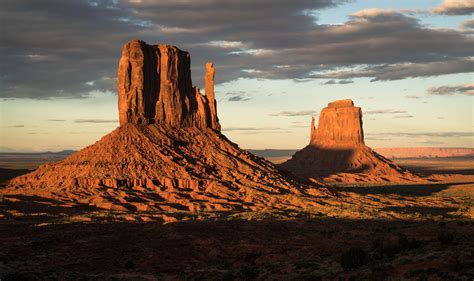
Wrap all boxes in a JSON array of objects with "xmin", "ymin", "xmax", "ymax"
[{"xmin": 280, "ymin": 99, "xmax": 422, "ymax": 184}]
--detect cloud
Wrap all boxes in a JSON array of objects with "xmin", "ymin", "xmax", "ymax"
[
  {"xmin": 9, "ymin": 125, "xmax": 25, "ymax": 128},
  {"xmin": 222, "ymin": 127, "xmax": 281, "ymax": 132},
  {"xmin": 312, "ymin": 58, "xmax": 474, "ymax": 81},
  {"xmin": 404, "ymin": 95, "xmax": 421, "ymax": 99},
  {"xmin": 427, "ymin": 83, "xmax": 474, "ymax": 96},
  {"xmin": 433, "ymin": 0, "xmax": 474, "ymax": 15},
  {"xmin": 203, "ymin": 41, "xmax": 246, "ymax": 49},
  {"xmin": 227, "ymin": 95, "xmax": 250, "ymax": 102},
  {"xmin": 368, "ymin": 131, "xmax": 473, "ymax": 138},
  {"xmin": 74, "ymin": 119, "xmax": 118, "ymax": 123},
  {"xmin": 223, "ymin": 91, "xmax": 251, "ymax": 102},
  {"xmin": 1, "ymin": 1, "xmax": 473, "ymax": 99},
  {"xmin": 47, "ymin": 119, "xmax": 66, "ymax": 122},
  {"xmin": 364, "ymin": 109, "xmax": 408, "ymax": 114},
  {"xmin": 321, "ymin": 79, "xmax": 353, "ymax": 85},
  {"xmin": 393, "ymin": 114, "xmax": 414, "ymax": 118},
  {"xmin": 365, "ymin": 137, "xmax": 390, "ymax": 141},
  {"xmin": 270, "ymin": 110, "xmax": 317, "ymax": 117},
  {"xmin": 460, "ymin": 19, "xmax": 474, "ymax": 30}
]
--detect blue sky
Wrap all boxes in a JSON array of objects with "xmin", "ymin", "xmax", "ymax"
[{"xmin": 0, "ymin": 0, "xmax": 473, "ymax": 151}]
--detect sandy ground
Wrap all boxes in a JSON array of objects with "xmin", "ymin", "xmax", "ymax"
[{"xmin": 1, "ymin": 157, "xmax": 473, "ymax": 280}]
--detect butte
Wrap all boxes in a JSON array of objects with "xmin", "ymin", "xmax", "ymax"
[
  {"xmin": 280, "ymin": 99, "xmax": 421, "ymax": 184},
  {"xmin": 3, "ymin": 40, "xmax": 327, "ymax": 212}
]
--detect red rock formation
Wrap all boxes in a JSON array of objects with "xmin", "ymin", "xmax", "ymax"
[
  {"xmin": 4, "ymin": 39, "xmax": 327, "ymax": 213},
  {"xmin": 118, "ymin": 40, "xmax": 219, "ymax": 130},
  {"xmin": 281, "ymin": 99, "xmax": 421, "ymax": 183},
  {"xmin": 205, "ymin": 62, "xmax": 220, "ymax": 130},
  {"xmin": 310, "ymin": 99, "xmax": 364, "ymax": 146}
]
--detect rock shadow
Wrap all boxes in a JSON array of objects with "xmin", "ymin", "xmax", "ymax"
[
  {"xmin": 280, "ymin": 145, "xmax": 367, "ymax": 178},
  {"xmin": 1, "ymin": 217, "xmax": 473, "ymax": 280}
]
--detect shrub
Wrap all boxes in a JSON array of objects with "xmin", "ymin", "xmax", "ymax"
[
  {"xmin": 398, "ymin": 234, "xmax": 421, "ymax": 250},
  {"xmin": 340, "ymin": 247, "xmax": 368, "ymax": 270},
  {"xmin": 437, "ymin": 231, "xmax": 454, "ymax": 244}
]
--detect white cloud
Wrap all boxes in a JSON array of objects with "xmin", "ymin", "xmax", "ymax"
[
  {"xmin": 433, "ymin": 0, "xmax": 474, "ymax": 15},
  {"xmin": 427, "ymin": 83, "xmax": 474, "ymax": 96},
  {"xmin": 205, "ymin": 40, "xmax": 246, "ymax": 49}
]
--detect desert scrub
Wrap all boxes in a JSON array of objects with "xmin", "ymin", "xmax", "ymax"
[
  {"xmin": 437, "ymin": 231, "xmax": 454, "ymax": 244},
  {"xmin": 340, "ymin": 247, "xmax": 368, "ymax": 269}
]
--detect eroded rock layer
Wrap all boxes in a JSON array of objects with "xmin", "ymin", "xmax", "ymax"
[{"xmin": 281, "ymin": 100, "xmax": 420, "ymax": 183}]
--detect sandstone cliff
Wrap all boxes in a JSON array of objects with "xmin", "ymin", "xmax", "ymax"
[
  {"xmin": 118, "ymin": 40, "xmax": 220, "ymax": 130},
  {"xmin": 310, "ymin": 100, "xmax": 364, "ymax": 146}
]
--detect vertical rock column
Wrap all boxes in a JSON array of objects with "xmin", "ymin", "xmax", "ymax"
[
  {"xmin": 205, "ymin": 63, "xmax": 220, "ymax": 130},
  {"xmin": 117, "ymin": 40, "xmax": 159, "ymax": 125}
]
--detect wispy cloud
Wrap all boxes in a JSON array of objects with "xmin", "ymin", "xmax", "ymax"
[
  {"xmin": 427, "ymin": 83, "xmax": 474, "ymax": 96},
  {"xmin": 393, "ymin": 114, "xmax": 414, "ymax": 119},
  {"xmin": 321, "ymin": 79, "xmax": 354, "ymax": 85},
  {"xmin": 368, "ymin": 131, "xmax": 473, "ymax": 138},
  {"xmin": 74, "ymin": 119, "xmax": 118, "ymax": 123},
  {"xmin": 432, "ymin": 0, "xmax": 474, "ymax": 15},
  {"xmin": 9, "ymin": 124, "xmax": 25, "ymax": 128},
  {"xmin": 364, "ymin": 109, "xmax": 408, "ymax": 115},
  {"xmin": 460, "ymin": 18, "xmax": 474, "ymax": 30},
  {"xmin": 48, "ymin": 119, "xmax": 66, "ymax": 122},
  {"xmin": 270, "ymin": 110, "xmax": 317, "ymax": 117},
  {"xmin": 312, "ymin": 59, "xmax": 474, "ymax": 82},
  {"xmin": 222, "ymin": 91, "xmax": 251, "ymax": 102},
  {"xmin": 222, "ymin": 127, "xmax": 281, "ymax": 132},
  {"xmin": 404, "ymin": 95, "xmax": 421, "ymax": 99},
  {"xmin": 204, "ymin": 40, "xmax": 246, "ymax": 49}
]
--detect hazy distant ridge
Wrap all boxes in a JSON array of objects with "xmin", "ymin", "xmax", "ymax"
[
  {"xmin": 249, "ymin": 147, "xmax": 474, "ymax": 160},
  {"xmin": 374, "ymin": 147, "xmax": 474, "ymax": 159}
]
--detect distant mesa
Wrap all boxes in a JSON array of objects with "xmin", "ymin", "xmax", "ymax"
[
  {"xmin": 280, "ymin": 99, "xmax": 421, "ymax": 183},
  {"xmin": 4, "ymin": 39, "xmax": 326, "ymax": 213}
]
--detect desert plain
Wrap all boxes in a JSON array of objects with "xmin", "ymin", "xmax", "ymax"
[{"xmin": 0, "ymin": 39, "xmax": 473, "ymax": 280}]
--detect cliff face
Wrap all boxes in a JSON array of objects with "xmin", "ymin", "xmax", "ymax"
[
  {"xmin": 310, "ymin": 99, "xmax": 364, "ymax": 146},
  {"xmin": 118, "ymin": 40, "xmax": 220, "ymax": 130}
]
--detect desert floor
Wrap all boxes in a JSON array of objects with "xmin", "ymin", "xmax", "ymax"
[{"xmin": 1, "ymin": 156, "xmax": 473, "ymax": 280}]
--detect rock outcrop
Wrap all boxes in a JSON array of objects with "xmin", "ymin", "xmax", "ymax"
[
  {"xmin": 281, "ymin": 99, "xmax": 421, "ymax": 183},
  {"xmin": 310, "ymin": 99, "xmax": 364, "ymax": 146},
  {"xmin": 118, "ymin": 40, "xmax": 219, "ymax": 130},
  {"xmin": 4, "ymin": 40, "xmax": 327, "ymax": 213}
]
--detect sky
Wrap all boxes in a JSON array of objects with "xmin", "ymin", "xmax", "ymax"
[{"xmin": 0, "ymin": 0, "xmax": 473, "ymax": 152}]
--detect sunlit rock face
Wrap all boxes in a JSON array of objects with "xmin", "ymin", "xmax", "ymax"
[
  {"xmin": 118, "ymin": 39, "xmax": 220, "ymax": 130},
  {"xmin": 310, "ymin": 99, "xmax": 364, "ymax": 147}
]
